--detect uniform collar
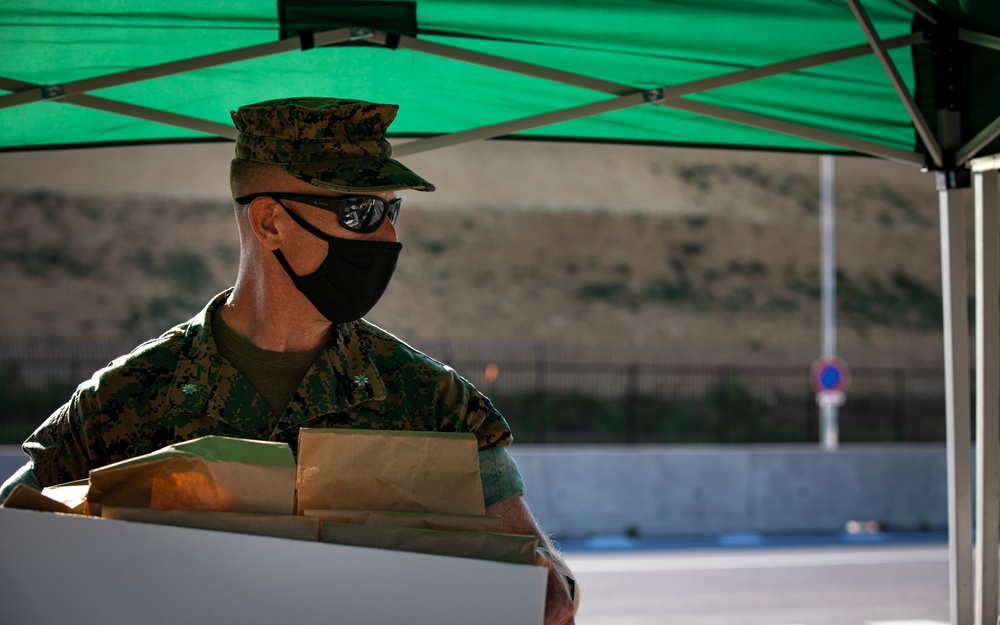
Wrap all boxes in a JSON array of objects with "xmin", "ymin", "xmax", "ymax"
[{"xmin": 167, "ymin": 291, "xmax": 386, "ymax": 437}]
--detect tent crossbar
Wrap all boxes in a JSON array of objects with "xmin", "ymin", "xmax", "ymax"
[
  {"xmin": 393, "ymin": 90, "xmax": 655, "ymax": 157},
  {"xmin": 395, "ymin": 31, "xmax": 924, "ymax": 100},
  {"xmin": 393, "ymin": 33, "xmax": 631, "ymax": 96},
  {"xmin": 0, "ymin": 77, "xmax": 35, "ymax": 93},
  {"xmin": 960, "ymin": 29, "xmax": 1000, "ymax": 53},
  {"xmin": 949, "ymin": 29, "xmax": 1000, "ymax": 165},
  {"xmin": 2, "ymin": 76, "xmax": 237, "ymax": 139},
  {"xmin": 393, "ymin": 28, "xmax": 926, "ymax": 159},
  {"xmin": 65, "ymin": 95, "xmax": 237, "ymax": 139},
  {"xmin": 847, "ymin": 0, "xmax": 943, "ymax": 167},
  {"xmin": 0, "ymin": 27, "xmax": 370, "ymax": 112},
  {"xmin": 658, "ymin": 98, "xmax": 926, "ymax": 166},
  {"xmin": 957, "ymin": 114, "xmax": 1000, "ymax": 165},
  {"xmin": 971, "ymin": 154, "xmax": 1000, "ymax": 173},
  {"xmin": 398, "ymin": 88, "xmax": 927, "ymax": 165},
  {"xmin": 656, "ymin": 32, "xmax": 925, "ymax": 100},
  {"xmin": 900, "ymin": 0, "xmax": 941, "ymax": 25}
]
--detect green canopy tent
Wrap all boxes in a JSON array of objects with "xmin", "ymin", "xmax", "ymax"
[
  {"xmin": 1, "ymin": 0, "xmax": 998, "ymax": 163},
  {"xmin": 1, "ymin": 1, "xmax": 999, "ymax": 622}
]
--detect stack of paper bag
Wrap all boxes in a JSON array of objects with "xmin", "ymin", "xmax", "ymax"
[
  {"xmin": 297, "ymin": 428, "xmax": 538, "ymax": 564},
  {"xmin": 1, "ymin": 483, "xmax": 78, "ymax": 514},
  {"xmin": 301, "ymin": 509, "xmax": 503, "ymax": 532},
  {"xmin": 317, "ymin": 522, "xmax": 538, "ymax": 564},
  {"xmin": 87, "ymin": 436, "xmax": 296, "ymax": 516},
  {"xmin": 1, "ymin": 430, "xmax": 539, "ymax": 565},
  {"xmin": 100, "ymin": 507, "xmax": 320, "ymax": 542},
  {"xmin": 296, "ymin": 429, "xmax": 485, "ymax": 515}
]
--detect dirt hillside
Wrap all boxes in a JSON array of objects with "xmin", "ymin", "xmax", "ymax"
[{"xmin": 0, "ymin": 141, "xmax": 953, "ymax": 367}]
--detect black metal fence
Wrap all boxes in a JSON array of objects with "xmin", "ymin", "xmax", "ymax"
[
  {"xmin": 0, "ymin": 339, "xmax": 948, "ymax": 446},
  {"xmin": 443, "ymin": 357, "xmax": 947, "ymax": 445}
]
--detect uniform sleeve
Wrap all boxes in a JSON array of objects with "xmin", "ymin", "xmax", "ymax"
[
  {"xmin": 478, "ymin": 446, "xmax": 526, "ymax": 508},
  {"xmin": 0, "ymin": 462, "xmax": 41, "ymax": 502},
  {"xmin": 22, "ymin": 386, "xmax": 103, "ymax": 487},
  {"xmin": 452, "ymin": 375, "xmax": 514, "ymax": 449}
]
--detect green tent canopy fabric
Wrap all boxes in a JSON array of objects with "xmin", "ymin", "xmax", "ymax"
[{"xmin": 0, "ymin": 1, "xmax": 998, "ymax": 169}]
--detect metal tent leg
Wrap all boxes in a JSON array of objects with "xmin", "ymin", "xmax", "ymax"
[
  {"xmin": 940, "ymin": 183, "xmax": 973, "ymax": 625},
  {"xmin": 973, "ymin": 164, "xmax": 1000, "ymax": 625}
]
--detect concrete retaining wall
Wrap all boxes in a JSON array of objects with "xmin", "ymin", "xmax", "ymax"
[
  {"xmin": 1, "ymin": 444, "xmax": 948, "ymax": 538},
  {"xmin": 509, "ymin": 444, "xmax": 948, "ymax": 538}
]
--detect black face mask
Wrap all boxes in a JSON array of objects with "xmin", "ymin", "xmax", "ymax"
[{"xmin": 273, "ymin": 202, "xmax": 402, "ymax": 324}]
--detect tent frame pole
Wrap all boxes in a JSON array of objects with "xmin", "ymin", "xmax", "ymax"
[
  {"xmin": 66, "ymin": 96, "xmax": 239, "ymax": 139},
  {"xmin": 847, "ymin": 0, "xmax": 943, "ymax": 166},
  {"xmin": 395, "ymin": 31, "xmax": 925, "ymax": 100},
  {"xmin": 941, "ymin": 179, "xmax": 973, "ymax": 625},
  {"xmin": 953, "ymin": 28, "xmax": 1000, "ymax": 164},
  {"xmin": 655, "ymin": 99, "xmax": 925, "ymax": 166},
  {"xmin": 938, "ymin": 103, "xmax": 974, "ymax": 625},
  {"xmin": 971, "ymin": 157, "xmax": 1000, "ymax": 625},
  {"xmin": 0, "ymin": 76, "xmax": 238, "ymax": 139},
  {"xmin": 388, "ymin": 32, "xmax": 630, "ymax": 96},
  {"xmin": 394, "ymin": 90, "xmax": 659, "ymax": 157},
  {"xmin": 957, "ymin": 114, "xmax": 1000, "ymax": 165},
  {"xmin": 0, "ymin": 22, "xmax": 932, "ymax": 156},
  {"xmin": 959, "ymin": 29, "xmax": 1000, "ymax": 53},
  {"xmin": 0, "ymin": 27, "xmax": 371, "ymax": 112},
  {"xmin": 395, "ymin": 29, "xmax": 926, "ymax": 165},
  {"xmin": 900, "ymin": 0, "xmax": 941, "ymax": 24}
]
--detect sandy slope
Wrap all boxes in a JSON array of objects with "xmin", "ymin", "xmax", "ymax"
[{"xmin": 0, "ymin": 141, "xmax": 952, "ymax": 366}]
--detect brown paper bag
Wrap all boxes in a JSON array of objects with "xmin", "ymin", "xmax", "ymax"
[
  {"xmin": 41, "ymin": 479, "xmax": 90, "ymax": 513},
  {"xmin": 101, "ymin": 507, "xmax": 320, "ymax": 542},
  {"xmin": 303, "ymin": 509, "xmax": 504, "ymax": 533},
  {"xmin": 88, "ymin": 436, "xmax": 296, "ymax": 516},
  {"xmin": 0, "ymin": 483, "xmax": 76, "ymax": 514},
  {"xmin": 319, "ymin": 521, "xmax": 538, "ymax": 565},
  {"xmin": 296, "ymin": 429, "xmax": 485, "ymax": 516}
]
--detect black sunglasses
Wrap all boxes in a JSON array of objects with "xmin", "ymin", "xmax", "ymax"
[{"xmin": 235, "ymin": 192, "xmax": 401, "ymax": 234}]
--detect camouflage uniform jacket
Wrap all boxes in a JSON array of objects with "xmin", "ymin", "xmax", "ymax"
[{"xmin": 23, "ymin": 292, "xmax": 519, "ymax": 501}]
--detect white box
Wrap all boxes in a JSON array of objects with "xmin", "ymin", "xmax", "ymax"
[{"xmin": 0, "ymin": 508, "xmax": 546, "ymax": 625}]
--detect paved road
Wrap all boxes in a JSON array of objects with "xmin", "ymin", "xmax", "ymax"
[{"xmin": 562, "ymin": 542, "xmax": 949, "ymax": 625}]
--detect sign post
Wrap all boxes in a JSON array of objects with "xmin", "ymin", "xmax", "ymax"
[
  {"xmin": 810, "ymin": 356, "xmax": 850, "ymax": 450},
  {"xmin": 816, "ymin": 155, "xmax": 844, "ymax": 451}
]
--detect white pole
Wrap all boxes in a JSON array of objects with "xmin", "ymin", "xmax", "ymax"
[
  {"xmin": 941, "ymin": 182, "xmax": 974, "ymax": 625},
  {"xmin": 972, "ymin": 165, "xmax": 999, "ymax": 625},
  {"xmin": 820, "ymin": 155, "xmax": 839, "ymax": 450},
  {"xmin": 939, "ymin": 107, "xmax": 974, "ymax": 625}
]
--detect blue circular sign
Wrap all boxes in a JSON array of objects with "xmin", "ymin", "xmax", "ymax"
[{"xmin": 810, "ymin": 357, "xmax": 850, "ymax": 393}]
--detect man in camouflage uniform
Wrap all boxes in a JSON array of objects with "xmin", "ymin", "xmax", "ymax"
[{"xmin": 0, "ymin": 98, "xmax": 577, "ymax": 623}]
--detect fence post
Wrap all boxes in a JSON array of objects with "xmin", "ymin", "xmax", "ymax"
[
  {"xmin": 446, "ymin": 342, "xmax": 457, "ymax": 369},
  {"xmin": 533, "ymin": 343, "xmax": 547, "ymax": 391},
  {"xmin": 804, "ymin": 368, "xmax": 816, "ymax": 442},
  {"xmin": 716, "ymin": 367, "xmax": 728, "ymax": 443},
  {"xmin": 893, "ymin": 368, "xmax": 906, "ymax": 441},
  {"xmin": 534, "ymin": 343, "xmax": 547, "ymax": 444},
  {"xmin": 70, "ymin": 358, "xmax": 81, "ymax": 386},
  {"xmin": 626, "ymin": 364, "xmax": 639, "ymax": 444}
]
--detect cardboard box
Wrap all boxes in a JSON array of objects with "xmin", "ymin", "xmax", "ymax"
[{"xmin": 0, "ymin": 507, "xmax": 546, "ymax": 625}]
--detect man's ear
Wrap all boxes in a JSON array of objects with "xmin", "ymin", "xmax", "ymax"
[{"xmin": 246, "ymin": 197, "xmax": 283, "ymax": 251}]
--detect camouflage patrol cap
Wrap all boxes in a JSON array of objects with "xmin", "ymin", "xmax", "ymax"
[{"xmin": 231, "ymin": 97, "xmax": 435, "ymax": 193}]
